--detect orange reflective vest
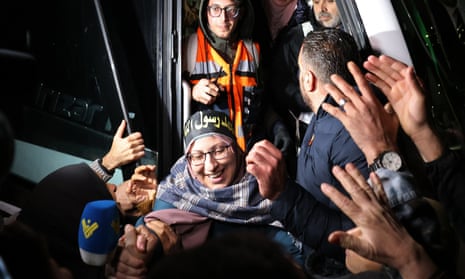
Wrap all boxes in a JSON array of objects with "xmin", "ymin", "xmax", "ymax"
[{"xmin": 188, "ymin": 28, "xmax": 261, "ymax": 151}]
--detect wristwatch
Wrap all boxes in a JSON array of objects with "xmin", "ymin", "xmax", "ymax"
[
  {"xmin": 369, "ymin": 151, "xmax": 404, "ymax": 172},
  {"xmin": 89, "ymin": 158, "xmax": 114, "ymax": 182}
]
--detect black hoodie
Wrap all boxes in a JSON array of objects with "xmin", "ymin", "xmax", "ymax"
[{"xmin": 198, "ymin": 0, "xmax": 255, "ymax": 61}]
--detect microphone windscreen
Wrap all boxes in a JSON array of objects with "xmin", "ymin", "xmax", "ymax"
[{"xmin": 78, "ymin": 200, "xmax": 120, "ymax": 266}]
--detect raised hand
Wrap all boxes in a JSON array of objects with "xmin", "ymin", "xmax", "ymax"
[
  {"xmin": 363, "ymin": 55, "xmax": 443, "ymax": 162},
  {"xmin": 322, "ymin": 61, "xmax": 399, "ymax": 163},
  {"xmin": 321, "ymin": 164, "xmax": 437, "ymax": 279},
  {"xmin": 102, "ymin": 120, "xmax": 145, "ymax": 171},
  {"xmin": 246, "ymin": 140, "xmax": 287, "ymax": 200}
]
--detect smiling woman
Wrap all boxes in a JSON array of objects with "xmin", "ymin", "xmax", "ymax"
[
  {"xmin": 111, "ymin": 109, "xmax": 306, "ymax": 277},
  {"xmin": 155, "ymin": 109, "xmax": 269, "ymax": 223},
  {"xmin": 183, "ymin": 110, "xmax": 240, "ymax": 188}
]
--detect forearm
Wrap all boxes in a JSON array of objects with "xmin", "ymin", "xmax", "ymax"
[
  {"xmin": 409, "ymin": 126, "xmax": 444, "ymax": 163},
  {"xmin": 425, "ymin": 149, "xmax": 465, "ymax": 238},
  {"xmin": 271, "ymin": 180, "xmax": 353, "ymax": 260},
  {"xmin": 101, "ymin": 154, "xmax": 120, "ymax": 171},
  {"xmin": 89, "ymin": 158, "xmax": 115, "ymax": 182},
  {"xmin": 396, "ymin": 240, "xmax": 438, "ymax": 279}
]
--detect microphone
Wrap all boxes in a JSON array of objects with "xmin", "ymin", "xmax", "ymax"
[{"xmin": 78, "ymin": 200, "xmax": 120, "ymax": 266}]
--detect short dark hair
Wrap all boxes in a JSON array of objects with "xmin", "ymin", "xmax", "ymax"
[
  {"xmin": 148, "ymin": 231, "xmax": 306, "ymax": 279},
  {"xmin": 300, "ymin": 28, "xmax": 361, "ymax": 84}
]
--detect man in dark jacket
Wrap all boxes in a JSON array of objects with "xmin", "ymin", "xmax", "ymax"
[{"xmin": 246, "ymin": 28, "xmax": 368, "ymax": 276}]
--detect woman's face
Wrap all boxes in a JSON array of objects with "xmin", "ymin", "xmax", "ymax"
[
  {"xmin": 188, "ymin": 135, "xmax": 237, "ymax": 189},
  {"xmin": 207, "ymin": 0, "xmax": 241, "ymax": 39}
]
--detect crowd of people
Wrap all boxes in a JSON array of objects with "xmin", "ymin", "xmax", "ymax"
[{"xmin": 1, "ymin": 0, "xmax": 464, "ymax": 278}]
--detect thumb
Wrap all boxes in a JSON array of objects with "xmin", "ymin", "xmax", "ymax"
[
  {"xmin": 383, "ymin": 102, "xmax": 394, "ymax": 115},
  {"xmin": 115, "ymin": 120, "xmax": 126, "ymax": 139},
  {"xmin": 384, "ymin": 102, "xmax": 400, "ymax": 129},
  {"xmin": 329, "ymin": 231, "xmax": 369, "ymax": 258},
  {"xmin": 123, "ymin": 224, "xmax": 137, "ymax": 247}
]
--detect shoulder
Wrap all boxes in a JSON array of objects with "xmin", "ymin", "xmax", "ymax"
[{"xmin": 315, "ymin": 108, "xmax": 346, "ymax": 135}]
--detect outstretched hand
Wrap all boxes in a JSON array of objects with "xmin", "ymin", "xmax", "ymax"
[
  {"xmin": 321, "ymin": 164, "xmax": 436, "ymax": 277},
  {"xmin": 363, "ymin": 55, "xmax": 427, "ymax": 142},
  {"xmin": 322, "ymin": 61, "xmax": 399, "ymax": 163},
  {"xmin": 363, "ymin": 55, "xmax": 444, "ymax": 162}
]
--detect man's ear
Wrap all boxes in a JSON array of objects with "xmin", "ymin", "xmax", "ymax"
[{"xmin": 303, "ymin": 71, "xmax": 315, "ymax": 92}]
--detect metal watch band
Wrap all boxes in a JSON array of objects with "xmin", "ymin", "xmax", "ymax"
[{"xmin": 89, "ymin": 159, "xmax": 113, "ymax": 182}]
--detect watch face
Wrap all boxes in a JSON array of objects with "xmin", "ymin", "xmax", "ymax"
[{"xmin": 381, "ymin": 151, "xmax": 402, "ymax": 171}]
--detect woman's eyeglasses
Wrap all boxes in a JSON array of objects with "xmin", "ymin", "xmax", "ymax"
[
  {"xmin": 187, "ymin": 144, "xmax": 232, "ymax": 166},
  {"xmin": 207, "ymin": 5, "xmax": 240, "ymax": 18}
]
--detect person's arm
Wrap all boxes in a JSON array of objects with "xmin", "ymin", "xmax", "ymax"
[
  {"xmin": 361, "ymin": 55, "xmax": 465, "ymax": 239},
  {"xmin": 322, "ymin": 61, "xmax": 418, "ymax": 205},
  {"xmin": 321, "ymin": 164, "xmax": 439, "ymax": 279},
  {"xmin": 272, "ymin": 178, "xmax": 354, "ymax": 260},
  {"xmin": 246, "ymin": 140, "xmax": 352, "ymax": 259},
  {"xmin": 90, "ymin": 119, "xmax": 145, "ymax": 182},
  {"xmin": 112, "ymin": 224, "xmax": 158, "ymax": 278},
  {"xmin": 363, "ymin": 55, "xmax": 445, "ymax": 163},
  {"xmin": 113, "ymin": 220, "xmax": 179, "ymax": 278},
  {"xmin": 263, "ymin": 106, "xmax": 293, "ymax": 154},
  {"xmin": 182, "ymin": 31, "xmax": 221, "ymax": 105},
  {"xmin": 425, "ymin": 150, "xmax": 465, "ymax": 240},
  {"xmin": 322, "ymin": 61, "xmax": 400, "ymax": 165}
]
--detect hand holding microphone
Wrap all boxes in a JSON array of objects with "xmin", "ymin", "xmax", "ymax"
[{"xmin": 78, "ymin": 200, "xmax": 121, "ymax": 266}]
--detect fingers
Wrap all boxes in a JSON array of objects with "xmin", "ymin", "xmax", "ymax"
[
  {"xmin": 131, "ymin": 165, "xmax": 157, "ymax": 187},
  {"xmin": 246, "ymin": 140, "xmax": 281, "ymax": 177},
  {"xmin": 364, "ymin": 55, "xmax": 406, "ymax": 89},
  {"xmin": 134, "ymin": 165, "xmax": 157, "ymax": 175},
  {"xmin": 347, "ymin": 62, "xmax": 377, "ymax": 103},
  {"xmin": 321, "ymin": 164, "xmax": 376, "ymax": 221},
  {"xmin": 322, "ymin": 61, "xmax": 376, "ymax": 121},
  {"xmin": 246, "ymin": 140, "xmax": 285, "ymax": 200},
  {"xmin": 193, "ymin": 79, "xmax": 220, "ymax": 104},
  {"xmin": 135, "ymin": 225, "xmax": 159, "ymax": 253},
  {"xmin": 126, "ymin": 131, "xmax": 144, "ymax": 143},
  {"xmin": 130, "ymin": 174, "xmax": 155, "ymax": 187},
  {"xmin": 324, "ymin": 77, "xmax": 354, "ymax": 110},
  {"xmin": 321, "ymin": 181, "xmax": 360, "ymax": 219},
  {"xmin": 369, "ymin": 172, "xmax": 390, "ymax": 206},
  {"xmin": 343, "ymin": 164, "xmax": 374, "ymax": 196},
  {"xmin": 123, "ymin": 224, "xmax": 137, "ymax": 247},
  {"xmin": 127, "ymin": 179, "xmax": 157, "ymax": 196},
  {"xmin": 145, "ymin": 220, "xmax": 179, "ymax": 254},
  {"xmin": 327, "ymin": 230, "xmax": 361, "ymax": 250},
  {"xmin": 332, "ymin": 164, "xmax": 373, "ymax": 201},
  {"xmin": 328, "ymin": 230, "xmax": 370, "ymax": 259},
  {"xmin": 115, "ymin": 225, "xmax": 149, "ymax": 277},
  {"xmin": 325, "ymin": 61, "xmax": 377, "ymax": 110}
]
